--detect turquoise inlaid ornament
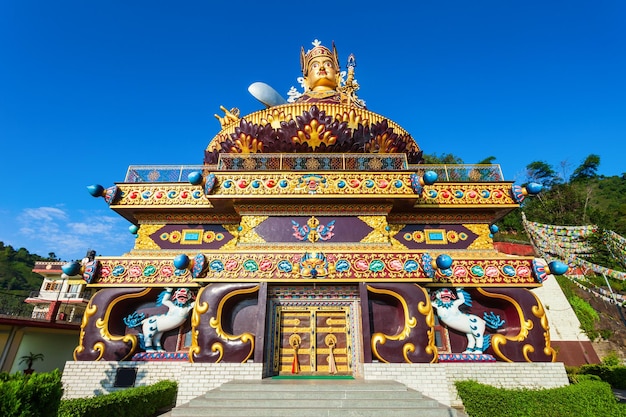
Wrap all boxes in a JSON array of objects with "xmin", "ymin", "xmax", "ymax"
[
  {"xmin": 277, "ymin": 260, "xmax": 293, "ymax": 273},
  {"xmin": 369, "ymin": 260, "xmax": 385, "ymax": 272},
  {"xmin": 112, "ymin": 265, "xmax": 126, "ymax": 276},
  {"xmin": 210, "ymin": 260, "xmax": 224, "ymax": 272},
  {"xmin": 403, "ymin": 259, "xmax": 419, "ymax": 272},
  {"xmin": 335, "ymin": 259, "xmax": 350, "ymax": 272},
  {"xmin": 470, "ymin": 265, "xmax": 485, "ymax": 277},
  {"xmin": 502, "ymin": 265, "xmax": 516, "ymax": 276},
  {"xmin": 143, "ymin": 265, "xmax": 157, "ymax": 277},
  {"xmin": 243, "ymin": 259, "xmax": 259, "ymax": 272}
]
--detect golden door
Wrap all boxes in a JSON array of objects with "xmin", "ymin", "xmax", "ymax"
[{"xmin": 274, "ymin": 305, "xmax": 352, "ymax": 375}]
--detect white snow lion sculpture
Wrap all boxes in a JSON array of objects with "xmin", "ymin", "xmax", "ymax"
[
  {"xmin": 124, "ymin": 287, "xmax": 196, "ymax": 352},
  {"xmin": 431, "ymin": 287, "xmax": 504, "ymax": 354}
]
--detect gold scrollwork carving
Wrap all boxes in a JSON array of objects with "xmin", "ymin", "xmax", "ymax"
[
  {"xmin": 189, "ymin": 296, "xmax": 210, "ymax": 363},
  {"xmin": 73, "ymin": 303, "xmax": 98, "ymax": 360},
  {"xmin": 477, "ymin": 288, "xmax": 534, "ymax": 362},
  {"xmin": 530, "ymin": 291, "xmax": 557, "ymax": 361},
  {"xmin": 224, "ymin": 216, "xmax": 267, "ymax": 246},
  {"xmin": 358, "ymin": 216, "xmax": 391, "ymax": 244},
  {"xmin": 208, "ymin": 285, "xmax": 259, "ymax": 363},
  {"xmin": 387, "ymin": 223, "xmax": 408, "ymax": 249},
  {"xmin": 417, "ymin": 286, "xmax": 439, "ymax": 363},
  {"xmin": 367, "ymin": 285, "xmax": 417, "ymax": 363},
  {"xmin": 402, "ymin": 343, "xmax": 416, "ymax": 362},
  {"xmin": 464, "ymin": 224, "xmax": 493, "ymax": 250},
  {"xmin": 211, "ymin": 342, "xmax": 224, "ymax": 362},
  {"xmin": 91, "ymin": 289, "xmax": 152, "ymax": 360},
  {"xmin": 135, "ymin": 224, "xmax": 164, "ymax": 250}
]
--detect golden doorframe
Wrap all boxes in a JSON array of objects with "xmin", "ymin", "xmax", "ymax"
[{"xmin": 273, "ymin": 305, "xmax": 352, "ymax": 375}]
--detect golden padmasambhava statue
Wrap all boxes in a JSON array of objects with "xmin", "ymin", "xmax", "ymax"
[{"xmin": 248, "ymin": 39, "xmax": 366, "ymax": 109}]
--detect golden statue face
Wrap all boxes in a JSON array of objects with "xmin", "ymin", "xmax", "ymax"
[{"xmin": 306, "ymin": 56, "xmax": 339, "ymax": 91}]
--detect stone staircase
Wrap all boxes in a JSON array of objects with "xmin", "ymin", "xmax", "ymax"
[{"xmin": 169, "ymin": 379, "xmax": 467, "ymax": 417}]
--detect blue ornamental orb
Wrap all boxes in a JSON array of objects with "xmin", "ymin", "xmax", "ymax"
[
  {"xmin": 128, "ymin": 224, "xmax": 139, "ymax": 234},
  {"xmin": 173, "ymin": 254, "xmax": 190, "ymax": 270},
  {"xmin": 526, "ymin": 182, "xmax": 543, "ymax": 195},
  {"xmin": 188, "ymin": 171, "xmax": 203, "ymax": 185},
  {"xmin": 62, "ymin": 262, "xmax": 81, "ymax": 276},
  {"xmin": 87, "ymin": 184, "xmax": 105, "ymax": 197},
  {"xmin": 489, "ymin": 224, "xmax": 499, "ymax": 234},
  {"xmin": 423, "ymin": 170, "xmax": 438, "ymax": 185},
  {"xmin": 436, "ymin": 254, "xmax": 453, "ymax": 270},
  {"xmin": 547, "ymin": 261, "xmax": 568, "ymax": 276}
]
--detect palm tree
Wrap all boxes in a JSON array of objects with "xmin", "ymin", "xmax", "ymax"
[{"xmin": 19, "ymin": 352, "xmax": 44, "ymax": 374}]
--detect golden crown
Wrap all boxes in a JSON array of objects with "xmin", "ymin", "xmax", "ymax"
[{"xmin": 300, "ymin": 39, "xmax": 340, "ymax": 76}]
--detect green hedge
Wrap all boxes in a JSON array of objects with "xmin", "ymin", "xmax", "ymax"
[
  {"xmin": 58, "ymin": 380, "xmax": 177, "ymax": 417},
  {"xmin": 573, "ymin": 363, "xmax": 626, "ymax": 389},
  {"xmin": 0, "ymin": 369, "xmax": 63, "ymax": 417},
  {"xmin": 456, "ymin": 379, "xmax": 626, "ymax": 417}
]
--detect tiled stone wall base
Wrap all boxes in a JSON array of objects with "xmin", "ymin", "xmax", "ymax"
[
  {"xmin": 61, "ymin": 361, "xmax": 263, "ymax": 406},
  {"xmin": 364, "ymin": 362, "xmax": 570, "ymax": 409},
  {"xmin": 62, "ymin": 361, "xmax": 569, "ymax": 409}
]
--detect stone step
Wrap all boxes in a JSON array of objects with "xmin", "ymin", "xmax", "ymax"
[
  {"xmin": 170, "ymin": 379, "xmax": 466, "ymax": 417},
  {"xmin": 172, "ymin": 406, "xmax": 460, "ymax": 417},
  {"xmin": 189, "ymin": 397, "xmax": 442, "ymax": 409},
  {"xmin": 204, "ymin": 389, "xmax": 429, "ymax": 400},
  {"xmin": 212, "ymin": 379, "xmax": 417, "ymax": 392}
]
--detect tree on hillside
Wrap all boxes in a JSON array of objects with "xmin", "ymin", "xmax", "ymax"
[
  {"xmin": 0, "ymin": 242, "xmax": 46, "ymax": 291},
  {"xmin": 525, "ymin": 161, "xmax": 561, "ymax": 188},
  {"xmin": 477, "ymin": 156, "xmax": 497, "ymax": 165},
  {"xmin": 570, "ymin": 154, "xmax": 601, "ymax": 182},
  {"xmin": 422, "ymin": 153, "xmax": 465, "ymax": 164}
]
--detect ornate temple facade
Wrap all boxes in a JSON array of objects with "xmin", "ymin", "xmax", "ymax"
[{"xmin": 61, "ymin": 41, "xmax": 574, "ymax": 405}]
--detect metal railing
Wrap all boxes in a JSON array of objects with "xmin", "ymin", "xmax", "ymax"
[
  {"xmin": 27, "ymin": 290, "xmax": 92, "ymax": 302},
  {"xmin": 124, "ymin": 160, "xmax": 505, "ymax": 183}
]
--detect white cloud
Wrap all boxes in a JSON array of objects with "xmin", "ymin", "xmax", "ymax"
[
  {"xmin": 19, "ymin": 207, "xmax": 68, "ymax": 222},
  {"xmin": 10, "ymin": 206, "xmax": 135, "ymax": 261},
  {"xmin": 68, "ymin": 216, "xmax": 119, "ymax": 235}
]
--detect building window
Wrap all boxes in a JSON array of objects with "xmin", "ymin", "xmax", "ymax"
[
  {"xmin": 69, "ymin": 284, "xmax": 82, "ymax": 294},
  {"xmin": 44, "ymin": 282, "xmax": 60, "ymax": 291}
]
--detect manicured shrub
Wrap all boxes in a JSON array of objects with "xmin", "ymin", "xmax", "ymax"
[
  {"xmin": 58, "ymin": 380, "xmax": 177, "ymax": 417},
  {"xmin": 0, "ymin": 370, "xmax": 63, "ymax": 417},
  {"xmin": 456, "ymin": 379, "xmax": 626, "ymax": 417},
  {"xmin": 578, "ymin": 363, "xmax": 626, "ymax": 389}
]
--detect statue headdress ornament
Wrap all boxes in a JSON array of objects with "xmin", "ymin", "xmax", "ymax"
[{"xmin": 300, "ymin": 39, "xmax": 340, "ymax": 76}]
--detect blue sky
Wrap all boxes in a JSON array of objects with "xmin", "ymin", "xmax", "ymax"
[{"xmin": 1, "ymin": 1, "xmax": 625, "ymax": 261}]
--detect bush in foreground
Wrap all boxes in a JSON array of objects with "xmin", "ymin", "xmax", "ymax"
[
  {"xmin": 58, "ymin": 380, "xmax": 177, "ymax": 417},
  {"xmin": 456, "ymin": 379, "xmax": 626, "ymax": 417},
  {"xmin": 0, "ymin": 370, "xmax": 63, "ymax": 417},
  {"xmin": 570, "ymin": 359, "xmax": 626, "ymax": 390}
]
